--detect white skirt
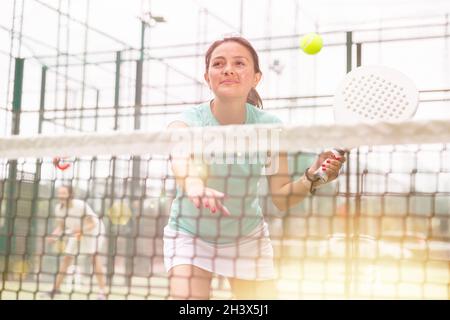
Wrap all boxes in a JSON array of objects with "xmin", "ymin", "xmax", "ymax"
[
  {"xmin": 163, "ymin": 222, "xmax": 275, "ymax": 280},
  {"xmin": 65, "ymin": 234, "xmax": 105, "ymax": 256}
]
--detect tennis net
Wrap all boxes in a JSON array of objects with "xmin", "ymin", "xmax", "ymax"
[{"xmin": 0, "ymin": 119, "xmax": 449, "ymax": 299}]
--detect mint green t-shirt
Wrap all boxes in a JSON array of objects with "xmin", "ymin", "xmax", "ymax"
[{"xmin": 168, "ymin": 102, "xmax": 282, "ymax": 244}]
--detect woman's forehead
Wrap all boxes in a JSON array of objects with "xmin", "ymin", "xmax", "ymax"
[{"xmin": 211, "ymin": 41, "xmax": 252, "ymax": 60}]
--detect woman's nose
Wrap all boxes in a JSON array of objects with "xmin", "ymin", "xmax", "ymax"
[{"xmin": 222, "ymin": 63, "xmax": 235, "ymax": 75}]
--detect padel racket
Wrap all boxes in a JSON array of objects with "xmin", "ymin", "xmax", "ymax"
[
  {"xmin": 312, "ymin": 65, "xmax": 419, "ymax": 182},
  {"xmin": 334, "ymin": 65, "xmax": 419, "ymax": 124}
]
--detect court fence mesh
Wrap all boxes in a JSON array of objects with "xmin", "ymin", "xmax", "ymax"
[{"xmin": 0, "ymin": 119, "xmax": 449, "ymax": 299}]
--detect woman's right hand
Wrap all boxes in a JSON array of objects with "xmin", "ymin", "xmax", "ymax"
[{"xmin": 185, "ymin": 181, "xmax": 231, "ymax": 216}]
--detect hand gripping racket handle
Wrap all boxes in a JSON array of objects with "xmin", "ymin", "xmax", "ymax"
[{"xmin": 313, "ymin": 148, "xmax": 346, "ymax": 183}]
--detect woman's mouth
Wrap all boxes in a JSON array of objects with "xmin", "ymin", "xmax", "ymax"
[{"xmin": 220, "ymin": 80, "xmax": 239, "ymax": 85}]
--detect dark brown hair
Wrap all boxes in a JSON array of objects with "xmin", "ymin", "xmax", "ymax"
[
  {"xmin": 58, "ymin": 184, "xmax": 74, "ymax": 209},
  {"xmin": 205, "ymin": 36, "xmax": 263, "ymax": 108}
]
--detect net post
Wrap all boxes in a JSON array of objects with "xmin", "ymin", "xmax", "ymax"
[
  {"xmin": 122, "ymin": 58, "xmax": 144, "ymax": 289},
  {"xmin": 106, "ymin": 51, "xmax": 123, "ymax": 288},
  {"xmin": 356, "ymin": 43, "xmax": 362, "ymax": 67},
  {"xmin": 346, "ymin": 31, "xmax": 352, "ymax": 73},
  {"xmin": 38, "ymin": 65, "xmax": 47, "ymax": 133},
  {"xmin": 2, "ymin": 58, "xmax": 25, "ymax": 291},
  {"xmin": 28, "ymin": 65, "xmax": 48, "ymax": 280},
  {"xmin": 134, "ymin": 59, "xmax": 143, "ymax": 129},
  {"xmin": 353, "ymin": 42, "xmax": 363, "ymax": 296},
  {"xmin": 345, "ymin": 32, "xmax": 353, "ymax": 299},
  {"xmin": 114, "ymin": 51, "xmax": 122, "ymax": 129}
]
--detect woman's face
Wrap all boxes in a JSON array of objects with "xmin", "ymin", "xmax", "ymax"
[
  {"xmin": 57, "ymin": 187, "xmax": 70, "ymax": 202},
  {"xmin": 205, "ymin": 41, "xmax": 261, "ymax": 101}
]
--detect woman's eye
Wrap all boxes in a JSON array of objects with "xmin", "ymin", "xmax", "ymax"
[
  {"xmin": 212, "ymin": 62, "xmax": 222, "ymax": 67},
  {"xmin": 236, "ymin": 61, "xmax": 245, "ymax": 66}
]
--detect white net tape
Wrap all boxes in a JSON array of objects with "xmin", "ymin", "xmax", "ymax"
[{"xmin": 1, "ymin": 119, "xmax": 449, "ymax": 159}]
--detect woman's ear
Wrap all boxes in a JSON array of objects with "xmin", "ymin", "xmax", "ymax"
[
  {"xmin": 204, "ymin": 72, "xmax": 211, "ymax": 89},
  {"xmin": 253, "ymin": 72, "xmax": 262, "ymax": 88}
]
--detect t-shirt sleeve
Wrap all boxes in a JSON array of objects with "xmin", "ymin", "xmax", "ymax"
[
  {"xmin": 80, "ymin": 201, "xmax": 96, "ymax": 217},
  {"xmin": 76, "ymin": 201, "xmax": 102, "ymax": 234},
  {"xmin": 169, "ymin": 107, "xmax": 202, "ymax": 127},
  {"xmin": 87, "ymin": 204, "xmax": 96, "ymax": 217},
  {"xmin": 79, "ymin": 201, "xmax": 101, "ymax": 229}
]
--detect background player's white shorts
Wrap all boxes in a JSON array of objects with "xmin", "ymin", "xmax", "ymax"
[
  {"xmin": 163, "ymin": 221, "xmax": 275, "ymax": 280},
  {"xmin": 65, "ymin": 234, "xmax": 105, "ymax": 256}
]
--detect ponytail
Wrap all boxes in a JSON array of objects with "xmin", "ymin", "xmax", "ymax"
[{"xmin": 247, "ymin": 88, "xmax": 263, "ymax": 109}]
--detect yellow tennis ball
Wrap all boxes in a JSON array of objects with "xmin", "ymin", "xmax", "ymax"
[
  {"xmin": 108, "ymin": 202, "xmax": 132, "ymax": 225},
  {"xmin": 13, "ymin": 260, "xmax": 29, "ymax": 280},
  {"xmin": 55, "ymin": 240, "xmax": 66, "ymax": 254},
  {"xmin": 300, "ymin": 33, "xmax": 323, "ymax": 55}
]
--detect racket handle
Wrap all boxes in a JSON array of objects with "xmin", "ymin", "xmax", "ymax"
[{"xmin": 313, "ymin": 148, "xmax": 346, "ymax": 183}]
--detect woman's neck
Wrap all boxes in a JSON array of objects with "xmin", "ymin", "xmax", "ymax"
[{"xmin": 210, "ymin": 98, "xmax": 247, "ymax": 125}]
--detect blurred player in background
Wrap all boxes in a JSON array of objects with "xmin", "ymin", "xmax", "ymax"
[{"xmin": 46, "ymin": 185, "xmax": 107, "ymax": 300}]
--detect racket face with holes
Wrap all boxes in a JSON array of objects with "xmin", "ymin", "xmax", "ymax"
[{"xmin": 334, "ymin": 65, "xmax": 419, "ymax": 124}]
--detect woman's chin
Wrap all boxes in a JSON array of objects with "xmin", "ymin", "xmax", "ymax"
[{"xmin": 215, "ymin": 91, "xmax": 247, "ymax": 100}]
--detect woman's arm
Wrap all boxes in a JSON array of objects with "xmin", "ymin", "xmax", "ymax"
[
  {"xmin": 72, "ymin": 215, "xmax": 97, "ymax": 240},
  {"xmin": 46, "ymin": 219, "xmax": 64, "ymax": 243},
  {"xmin": 268, "ymin": 151, "xmax": 345, "ymax": 212},
  {"xmin": 168, "ymin": 121, "xmax": 230, "ymax": 216},
  {"xmin": 168, "ymin": 121, "xmax": 205, "ymax": 193},
  {"xmin": 82, "ymin": 216, "xmax": 96, "ymax": 231},
  {"xmin": 74, "ymin": 203, "xmax": 99, "ymax": 239}
]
